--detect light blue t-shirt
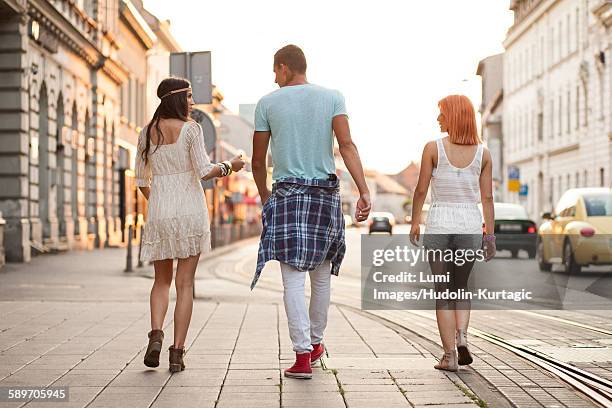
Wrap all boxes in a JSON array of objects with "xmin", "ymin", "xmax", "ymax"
[{"xmin": 254, "ymin": 84, "xmax": 347, "ymax": 181}]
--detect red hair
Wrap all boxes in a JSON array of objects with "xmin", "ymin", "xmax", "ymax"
[{"xmin": 438, "ymin": 95, "xmax": 480, "ymax": 145}]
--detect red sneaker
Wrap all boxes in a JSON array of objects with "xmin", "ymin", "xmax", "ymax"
[
  {"xmin": 284, "ymin": 352, "xmax": 312, "ymax": 379},
  {"xmin": 311, "ymin": 343, "xmax": 325, "ymax": 364}
]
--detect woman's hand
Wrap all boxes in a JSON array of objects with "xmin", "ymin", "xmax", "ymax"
[
  {"xmin": 483, "ymin": 235, "xmax": 496, "ymax": 261},
  {"xmin": 409, "ymin": 223, "xmax": 421, "ymax": 246},
  {"xmin": 230, "ymin": 154, "xmax": 246, "ymax": 172}
]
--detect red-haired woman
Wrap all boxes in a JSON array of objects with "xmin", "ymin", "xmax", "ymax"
[{"xmin": 409, "ymin": 95, "xmax": 495, "ymax": 371}]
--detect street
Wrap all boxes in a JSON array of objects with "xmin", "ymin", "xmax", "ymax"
[
  {"xmin": 214, "ymin": 225, "xmax": 612, "ymax": 406},
  {"xmin": 0, "ymin": 229, "xmax": 610, "ymax": 407}
]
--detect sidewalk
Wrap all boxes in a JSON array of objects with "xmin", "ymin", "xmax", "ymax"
[{"xmin": 0, "ymin": 245, "xmax": 483, "ymax": 408}]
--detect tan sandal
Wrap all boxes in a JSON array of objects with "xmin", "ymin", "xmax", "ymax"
[
  {"xmin": 434, "ymin": 350, "xmax": 458, "ymax": 372},
  {"xmin": 456, "ymin": 329, "xmax": 473, "ymax": 366},
  {"xmin": 144, "ymin": 329, "xmax": 164, "ymax": 368},
  {"xmin": 169, "ymin": 345, "xmax": 185, "ymax": 373}
]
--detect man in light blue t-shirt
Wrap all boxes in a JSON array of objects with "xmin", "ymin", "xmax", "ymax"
[
  {"xmin": 252, "ymin": 44, "xmax": 371, "ymax": 380},
  {"xmin": 254, "ymin": 78, "xmax": 347, "ymax": 181}
]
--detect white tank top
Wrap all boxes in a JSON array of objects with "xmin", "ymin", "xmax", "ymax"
[{"xmin": 431, "ymin": 138, "xmax": 483, "ymax": 204}]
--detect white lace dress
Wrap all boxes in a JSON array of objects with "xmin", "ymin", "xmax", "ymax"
[{"xmin": 135, "ymin": 121, "xmax": 214, "ymax": 262}]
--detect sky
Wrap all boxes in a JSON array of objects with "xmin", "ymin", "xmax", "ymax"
[{"xmin": 143, "ymin": 0, "xmax": 514, "ymax": 174}]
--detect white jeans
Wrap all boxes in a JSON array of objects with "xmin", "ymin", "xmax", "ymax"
[{"xmin": 280, "ymin": 261, "xmax": 331, "ymax": 354}]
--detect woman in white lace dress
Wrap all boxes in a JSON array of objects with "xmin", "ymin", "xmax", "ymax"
[
  {"xmin": 410, "ymin": 95, "xmax": 496, "ymax": 372},
  {"xmin": 135, "ymin": 78, "xmax": 245, "ymax": 372}
]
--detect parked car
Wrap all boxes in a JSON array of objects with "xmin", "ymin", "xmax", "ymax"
[
  {"xmin": 537, "ymin": 188, "xmax": 612, "ymax": 273},
  {"xmin": 492, "ymin": 203, "xmax": 538, "ymax": 258},
  {"xmin": 368, "ymin": 212, "xmax": 395, "ymax": 234}
]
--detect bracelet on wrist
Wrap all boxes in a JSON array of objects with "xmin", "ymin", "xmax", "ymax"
[
  {"xmin": 483, "ymin": 234, "xmax": 496, "ymax": 242},
  {"xmin": 223, "ymin": 161, "xmax": 233, "ymax": 175},
  {"xmin": 217, "ymin": 162, "xmax": 228, "ymax": 177}
]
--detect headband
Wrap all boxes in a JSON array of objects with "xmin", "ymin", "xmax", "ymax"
[{"xmin": 160, "ymin": 87, "xmax": 191, "ymax": 99}]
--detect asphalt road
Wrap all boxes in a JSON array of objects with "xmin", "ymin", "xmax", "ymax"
[{"xmin": 348, "ymin": 224, "xmax": 612, "ymax": 314}]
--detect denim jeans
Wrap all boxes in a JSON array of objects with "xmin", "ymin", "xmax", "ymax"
[{"xmin": 280, "ymin": 261, "xmax": 331, "ymax": 354}]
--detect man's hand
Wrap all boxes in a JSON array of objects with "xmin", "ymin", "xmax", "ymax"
[
  {"xmin": 354, "ymin": 192, "xmax": 371, "ymax": 223},
  {"xmin": 260, "ymin": 189, "xmax": 272, "ymax": 205}
]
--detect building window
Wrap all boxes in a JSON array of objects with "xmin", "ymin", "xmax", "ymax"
[
  {"xmin": 531, "ymin": 43, "xmax": 536, "ymax": 79},
  {"xmin": 537, "ymin": 112, "xmax": 543, "ymax": 141},
  {"xmin": 566, "ymin": 14, "xmax": 571, "ymax": 55},
  {"xmin": 558, "ymin": 20, "xmax": 563, "ymax": 59},
  {"xmin": 584, "ymin": 4, "xmax": 589, "ymax": 49},
  {"xmin": 575, "ymin": 85, "xmax": 580, "ymax": 130},
  {"xmin": 549, "ymin": 177, "xmax": 554, "ymax": 206},
  {"xmin": 518, "ymin": 52, "xmax": 523, "ymax": 86},
  {"xmin": 575, "ymin": 8, "xmax": 580, "ymax": 51},
  {"xmin": 549, "ymin": 27, "xmax": 554, "ymax": 67},
  {"xmin": 575, "ymin": 172, "xmax": 579, "ymax": 188},
  {"xmin": 600, "ymin": 168, "xmax": 605, "ymax": 187},
  {"xmin": 566, "ymin": 89, "xmax": 571, "ymax": 134},
  {"xmin": 540, "ymin": 36, "xmax": 545, "ymax": 74},
  {"xmin": 140, "ymin": 82, "xmax": 146, "ymax": 126},
  {"xmin": 549, "ymin": 98, "xmax": 554, "ymax": 139},
  {"xmin": 583, "ymin": 83, "xmax": 588, "ymax": 127},
  {"xmin": 599, "ymin": 73, "xmax": 604, "ymax": 121},
  {"xmin": 584, "ymin": 170, "xmax": 588, "ymax": 187},
  {"xmin": 558, "ymin": 94, "xmax": 562, "ymax": 136}
]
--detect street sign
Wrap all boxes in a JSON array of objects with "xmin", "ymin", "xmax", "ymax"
[
  {"xmin": 508, "ymin": 179, "xmax": 520, "ymax": 192},
  {"xmin": 519, "ymin": 184, "xmax": 529, "ymax": 196},
  {"xmin": 508, "ymin": 165, "xmax": 520, "ymax": 180},
  {"xmin": 170, "ymin": 52, "xmax": 212, "ymax": 104}
]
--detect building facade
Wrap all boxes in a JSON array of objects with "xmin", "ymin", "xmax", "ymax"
[
  {"xmin": 503, "ymin": 0, "xmax": 612, "ymax": 218},
  {"xmin": 0, "ymin": 0, "xmax": 176, "ymax": 262},
  {"xmin": 477, "ymin": 54, "xmax": 504, "ymax": 201}
]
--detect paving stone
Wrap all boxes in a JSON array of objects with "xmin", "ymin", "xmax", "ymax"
[
  {"xmin": 281, "ymin": 391, "xmax": 342, "ymax": 400},
  {"xmin": 108, "ymin": 369, "xmax": 170, "ymax": 387},
  {"xmin": 2, "ymin": 241, "xmax": 601, "ymax": 408},
  {"xmin": 407, "ymin": 395, "xmax": 474, "ymax": 405},
  {"xmin": 26, "ymin": 386, "xmax": 103, "ymax": 408},
  {"xmin": 151, "ymin": 386, "xmax": 219, "ymax": 408},
  {"xmin": 53, "ymin": 369, "xmax": 119, "ymax": 386},
  {"xmin": 165, "ymin": 370, "xmax": 225, "ymax": 387},
  {"xmin": 86, "ymin": 386, "xmax": 159, "ymax": 408},
  {"xmin": 0, "ymin": 369, "xmax": 65, "ymax": 386}
]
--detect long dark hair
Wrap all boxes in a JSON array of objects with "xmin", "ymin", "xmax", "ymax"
[{"xmin": 142, "ymin": 77, "xmax": 191, "ymax": 163}]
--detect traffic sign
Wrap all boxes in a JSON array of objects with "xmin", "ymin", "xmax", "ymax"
[
  {"xmin": 170, "ymin": 52, "xmax": 212, "ymax": 104},
  {"xmin": 508, "ymin": 179, "xmax": 520, "ymax": 192},
  {"xmin": 519, "ymin": 184, "xmax": 529, "ymax": 196},
  {"xmin": 508, "ymin": 165, "xmax": 520, "ymax": 180}
]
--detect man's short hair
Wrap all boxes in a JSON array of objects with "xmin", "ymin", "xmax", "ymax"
[{"xmin": 274, "ymin": 45, "xmax": 307, "ymax": 74}]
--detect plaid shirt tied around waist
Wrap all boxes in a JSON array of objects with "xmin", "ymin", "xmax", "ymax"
[{"xmin": 251, "ymin": 176, "xmax": 346, "ymax": 289}]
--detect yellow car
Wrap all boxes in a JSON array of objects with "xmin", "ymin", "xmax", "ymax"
[{"xmin": 537, "ymin": 188, "xmax": 612, "ymax": 273}]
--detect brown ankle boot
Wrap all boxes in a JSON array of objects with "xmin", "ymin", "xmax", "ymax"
[
  {"xmin": 169, "ymin": 345, "xmax": 185, "ymax": 373},
  {"xmin": 144, "ymin": 329, "xmax": 164, "ymax": 368}
]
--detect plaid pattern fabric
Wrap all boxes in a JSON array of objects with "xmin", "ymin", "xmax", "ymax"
[{"xmin": 252, "ymin": 176, "xmax": 346, "ymax": 289}]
